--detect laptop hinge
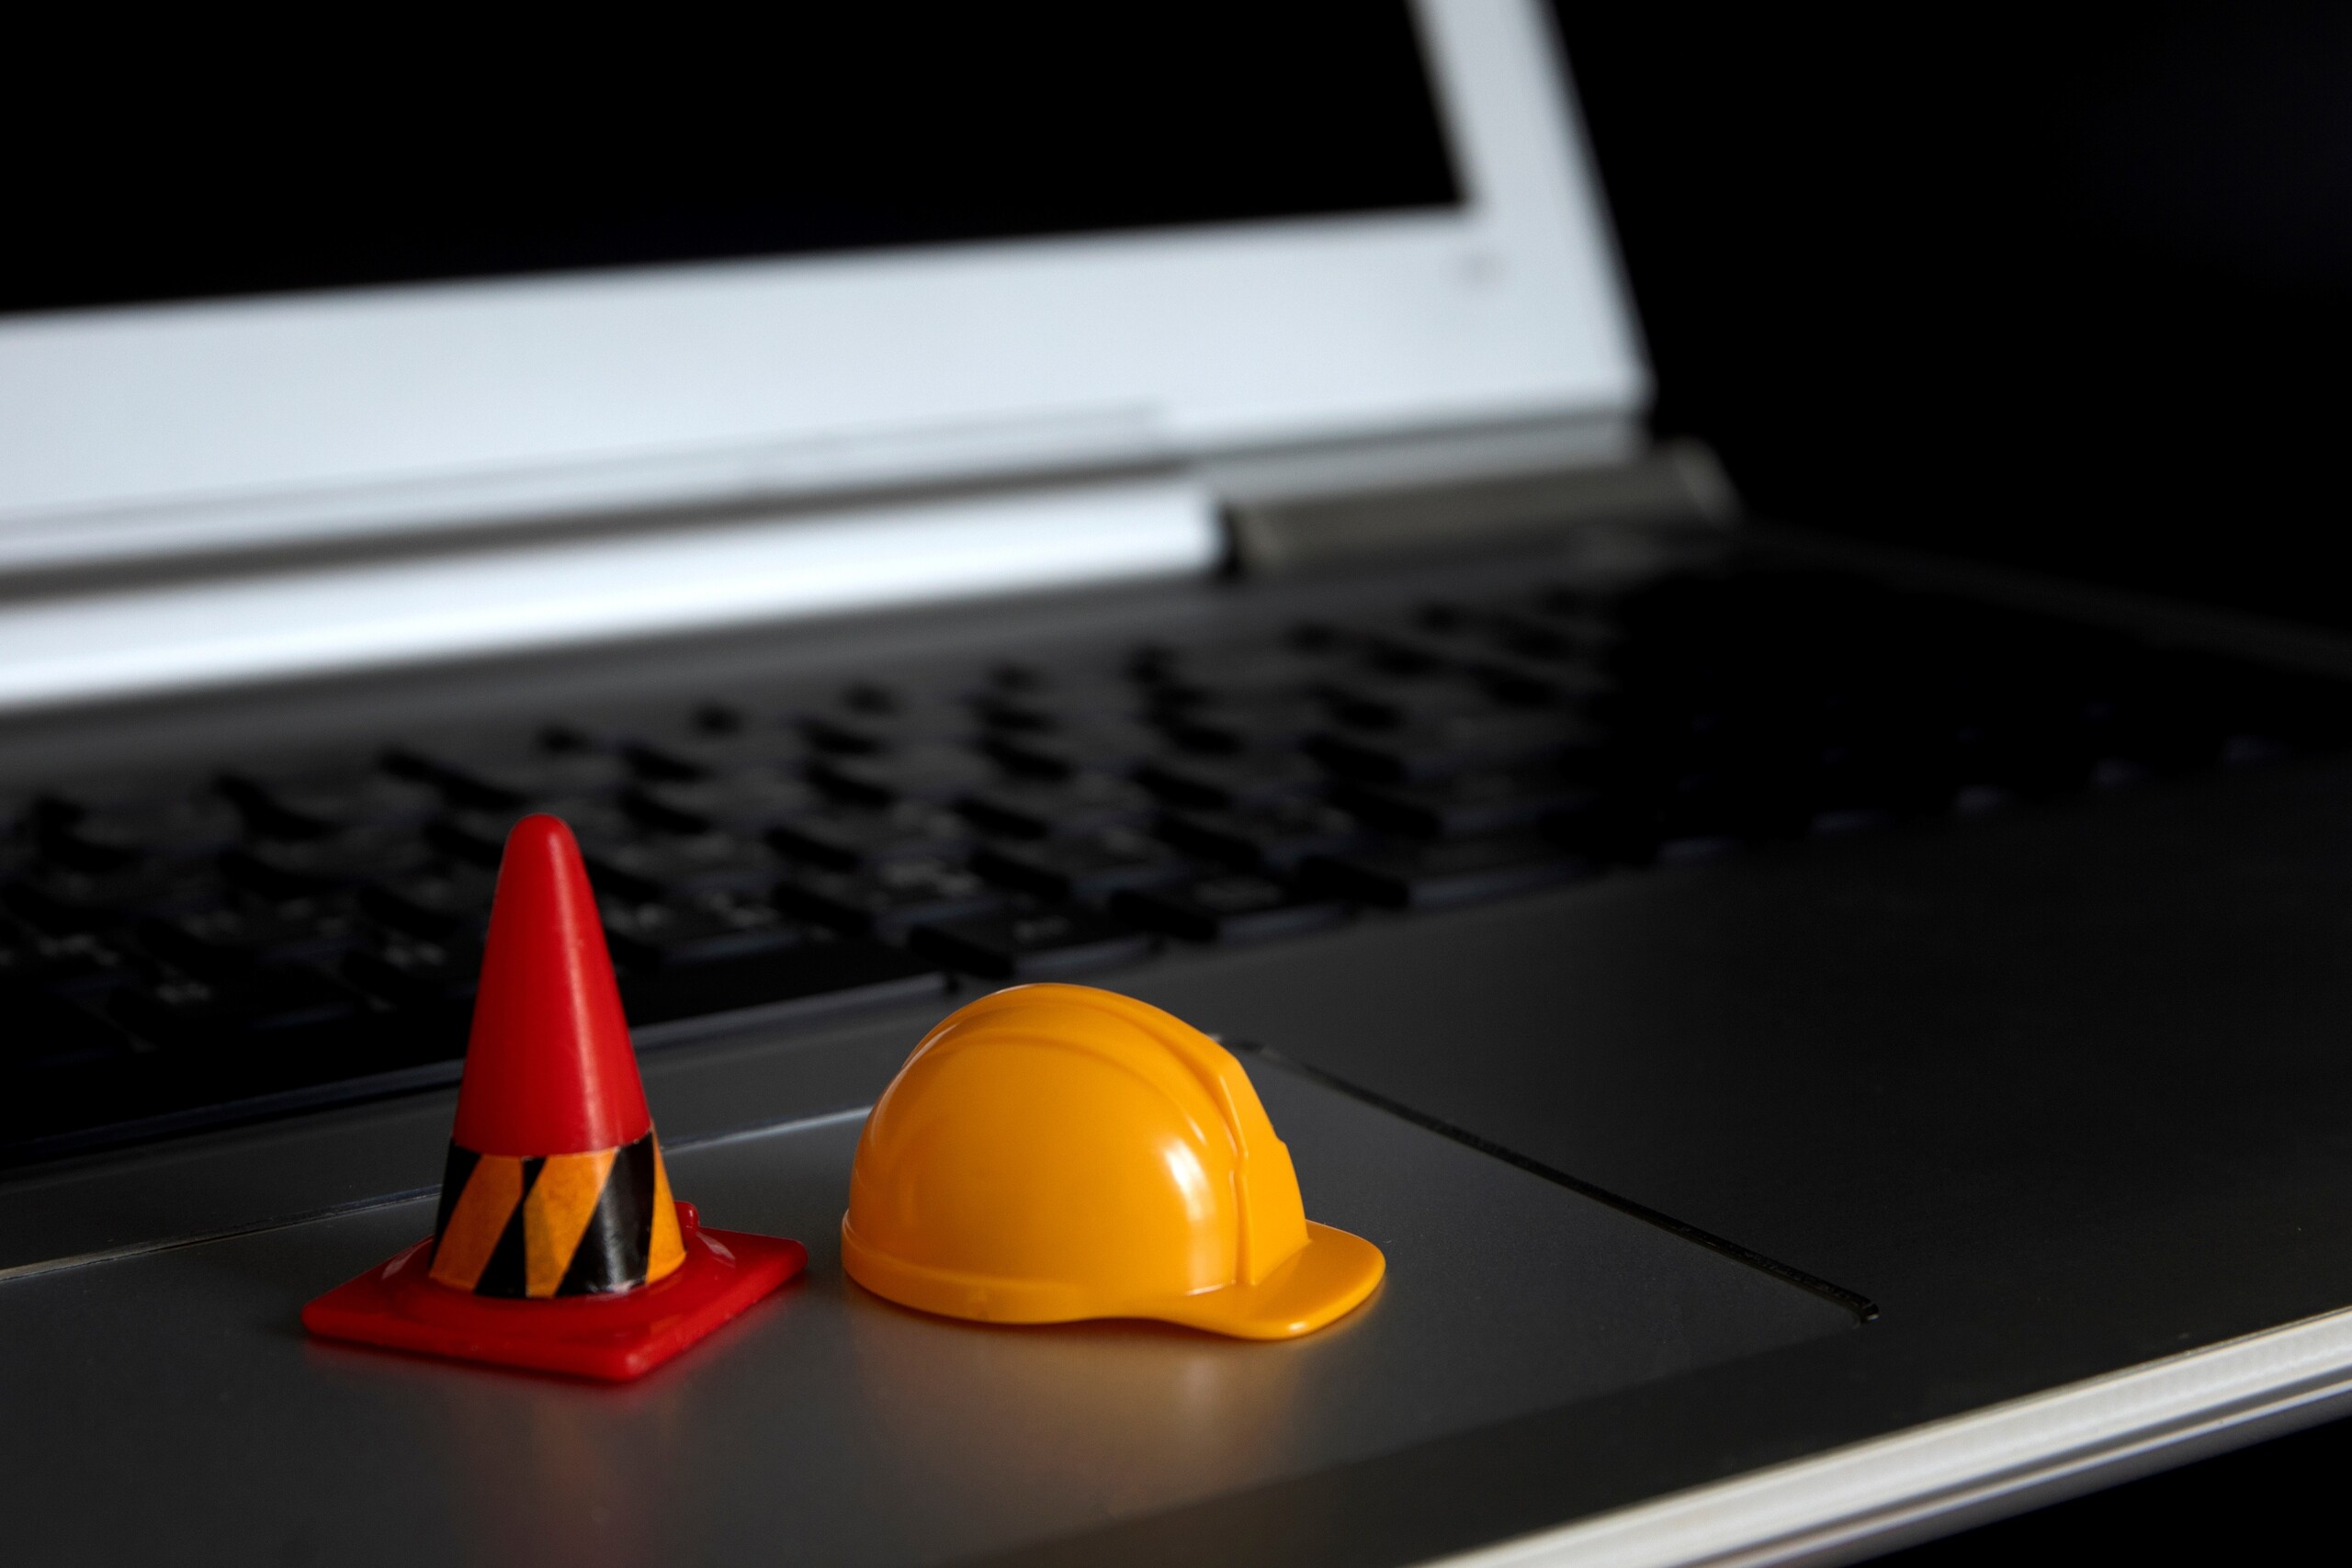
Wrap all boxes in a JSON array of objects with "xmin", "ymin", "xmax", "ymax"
[{"xmin": 1224, "ymin": 438, "xmax": 1737, "ymax": 576}]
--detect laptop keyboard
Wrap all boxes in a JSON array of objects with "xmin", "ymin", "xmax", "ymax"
[{"xmin": 6, "ymin": 558, "xmax": 2347, "ymax": 1159}]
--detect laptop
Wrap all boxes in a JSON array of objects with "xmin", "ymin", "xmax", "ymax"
[{"xmin": 9, "ymin": 3, "xmax": 2352, "ymax": 1562}]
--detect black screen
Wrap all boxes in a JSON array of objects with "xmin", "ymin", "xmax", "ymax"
[{"xmin": 4, "ymin": 6, "xmax": 1459, "ymax": 319}]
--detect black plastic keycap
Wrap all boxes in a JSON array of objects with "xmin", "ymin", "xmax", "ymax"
[
  {"xmin": 769, "ymin": 802, "xmax": 974, "ymax": 871},
  {"xmin": 1111, "ymin": 873, "xmax": 1348, "ymax": 944},
  {"xmin": 600, "ymin": 889, "xmax": 805, "ymax": 970},
  {"xmin": 775, "ymin": 858, "xmax": 1007, "ymax": 938},
  {"xmin": 972, "ymin": 828, "xmax": 1193, "ymax": 902},
  {"xmin": 618, "ymin": 933, "xmax": 943, "ymax": 1028},
  {"xmin": 910, "ymin": 905, "xmax": 1154, "ymax": 979}
]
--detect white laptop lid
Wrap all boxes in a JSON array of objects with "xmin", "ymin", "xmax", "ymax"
[{"xmin": 0, "ymin": 0, "xmax": 1645, "ymax": 581}]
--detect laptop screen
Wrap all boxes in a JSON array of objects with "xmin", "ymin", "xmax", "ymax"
[{"xmin": 6, "ymin": 6, "xmax": 1458, "ymax": 319}]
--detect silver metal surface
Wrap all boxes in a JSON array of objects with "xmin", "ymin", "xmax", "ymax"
[{"xmin": 0, "ymin": 1063, "xmax": 1852, "ymax": 1567}]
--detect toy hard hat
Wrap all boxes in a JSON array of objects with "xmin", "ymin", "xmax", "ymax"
[
  {"xmin": 842, "ymin": 984, "xmax": 1384, "ymax": 1339},
  {"xmin": 304, "ymin": 814, "xmax": 804, "ymax": 1379}
]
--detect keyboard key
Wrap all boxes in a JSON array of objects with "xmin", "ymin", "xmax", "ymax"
[
  {"xmin": 109, "ymin": 963, "xmax": 369, "ymax": 1049},
  {"xmin": 983, "ymin": 716, "xmax": 1170, "ymax": 778},
  {"xmin": 628, "ymin": 770, "xmax": 821, "ymax": 835},
  {"xmin": 342, "ymin": 930, "xmax": 481, "ymax": 1016},
  {"xmin": 0, "ymin": 920, "xmax": 137, "ymax": 995},
  {"xmin": 973, "ymin": 828, "xmax": 1193, "ymax": 902},
  {"xmin": 958, "ymin": 773, "xmax": 1159, "ymax": 839},
  {"xmin": 359, "ymin": 864, "xmax": 498, "ymax": 939},
  {"xmin": 220, "ymin": 765, "xmax": 441, "ymax": 838},
  {"xmin": 139, "ymin": 899, "xmax": 362, "ymax": 981},
  {"xmin": 600, "ymin": 889, "xmax": 806, "ymax": 969},
  {"xmin": 1335, "ymin": 763, "xmax": 1594, "ymax": 840},
  {"xmin": 793, "ymin": 682, "xmax": 978, "ymax": 754},
  {"xmin": 1111, "ymin": 873, "xmax": 1348, "ymax": 944},
  {"xmin": 1156, "ymin": 693, "xmax": 1329, "ymax": 751},
  {"xmin": 35, "ymin": 791, "xmax": 243, "ymax": 872},
  {"xmin": 10, "ymin": 859, "xmax": 224, "ymax": 923},
  {"xmin": 810, "ymin": 742, "xmax": 1000, "ymax": 806},
  {"xmin": 621, "ymin": 714, "xmax": 808, "ymax": 781},
  {"xmin": 910, "ymin": 905, "xmax": 1154, "ymax": 979},
  {"xmin": 5, "ymin": 993, "xmax": 136, "ymax": 1069},
  {"xmin": 1158, "ymin": 798, "xmax": 1364, "ymax": 869},
  {"xmin": 583, "ymin": 832, "xmax": 778, "ymax": 901},
  {"xmin": 1305, "ymin": 831, "xmax": 1593, "ymax": 910},
  {"xmin": 619, "ymin": 932, "xmax": 943, "ymax": 1029},
  {"xmin": 387, "ymin": 739, "xmax": 630, "ymax": 807},
  {"xmin": 1308, "ymin": 708, "xmax": 1592, "ymax": 783},
  {"xmin": 1135, "ymin": 749, "xmax": 1327, "ymax": 810},
  {"xmin": 426, "ymin": 798, "xmax": 636, "ymax": 865},
  {"xmin": 775, "ymin": 857, "xmax": 1007, "ymax": 938},
  {"xmin": 769, "ymin": 802, "xmax": 974, "ymax": 871},
  {"xmin": 222, "ymin": 826, "xmax": 431, "ymax": 902}
]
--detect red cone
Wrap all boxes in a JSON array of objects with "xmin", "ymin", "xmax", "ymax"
[
  {"xmin": 303, "ymin": 814, "xmax": 805, "ymax": 1380},
  {"xmin": 453, "ymin": 815, "xmax": 646, "ymax": 1157}
]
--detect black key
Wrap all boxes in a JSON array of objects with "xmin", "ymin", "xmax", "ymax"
[
  {"xmin": 910, "ymin": 905, "xmax": 1153, "ymax": 979},
  {"xmin": 1135, "ymin": 749, "xmax": 1327, "ymax": 809},
  {"xmin": 1156, "ymin": 693, "xmax": 1328, "ymax": 751},
  {"xmin": 810, "ymin": 743, "xmax": 999, "ymax": 806},
  {"xmin": 583, "ymin": 832, "xmax": 778, "ymax": 901},
  {"xmin": 970, "ymin": 681, "xmax": 1139, "ymax": 734},
  {"xmin": 957, "ymin": 773, "xmax": 1159, "ymax": 839},
  {"xmin": 793, "ymin": 684, "xmax": 978, "ymax": 754},
  {"xmin": 10, "ymin": 859, "xmax": 224, "ymax": 923},
  {"xmin": 1304, "ymin": 831, "xmax": 1593, "ymax": 910},
  {"xmin": 5, "ymin": 992, "xmax": 137, "ymax": 1069},
  {"xmin": 222, "ymin": 826, "xmax": 431, "ymax": 902},
  {"xmin": 35, "ymin": 791, "xmax": 243, "ymax": 872},
  {"xmin": 628, "ymin": 770, "xmax": 820, "ymax": 835},
  {"xmin": 360, "ymin": 863, "xmax": 499, "ymax": 939},
  {"xmin": 600, "ymin": 889, "xmax": 806, "ymax": 970},
  {"xmin": 388, "ymin": 740, "xmax": 630, "ymax": 807},
  {"xmin": 973, "ymin": 828, "xmax": 1193, "ymax": 902},
  {"xmin": 1111, "ymin": 873, "xmax": 1348, "ymax": 944},
  {"xmin": 769, "ymin": 802, "xmax": 974, "ymax": 871},
  {"xmin": 621, "ymin": 716, "xmax": 808, "ymax": 781},
  {"xmin": 1314, "ymin": 669, "xmax": 1488, "ymax": 729},
  {"xmin": 139, "ymin": 899, "xmax": 362, "ymax": 981},
  {"xmin": 983, "ymin": 716, "xmax": 1169, "ymax": 777},
  {"xmin": 426, "ymin": 798, "xmax": 636, "ymax": 865},
  {"xmin": 619, "ymin": 932, "xmax": 943, "ymax": 1029},
  {"xmin": 1132, "ymin": 636, "xmax": 1338, "ymax": 700},
  {"xmin": 1335, "ymin": 762, "xmax": 1594, "ymax": 840},
  {"xmin": 0, "ymin": 920, "xmax": 137, "ymax": 996},
  {"xmin": 109, "ymin": 964, "xmax": 368, "ymax": 1049},
  {"xmin": 342, "ymin": 930, "xmax": 482, "ymax": 1016},
  {"xmin": 1309, "ymin": 707, "xmax": 1592, "ymax": 784},
  {"xmin": 220, "ymin": 765, "xmax": 441, "ymax": 838},
  {"xmin": 775, "ymin": 857, "xmax": 1007, "ymax": 939},
  {"xmin": 1158, "ymin": 798, "xmax": 1363, "ymax": 870}
]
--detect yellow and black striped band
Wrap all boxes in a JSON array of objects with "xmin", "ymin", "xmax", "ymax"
[{"xmin": 427, "ymin": 1131, "xmax": 686, "ymax": 1298}]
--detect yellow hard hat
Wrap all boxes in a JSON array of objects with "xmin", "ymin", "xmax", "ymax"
[{"xmin": 841, "ymin": 984, "xmax": 1384, "ymax": 1339}]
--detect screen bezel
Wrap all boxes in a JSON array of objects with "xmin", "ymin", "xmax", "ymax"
[{"xmin": 0, "ymin": 0, "xmax": 1645, "ymax": 578}]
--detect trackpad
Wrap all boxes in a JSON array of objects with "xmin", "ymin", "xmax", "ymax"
[{"xmin": 1, "ymin": 1060, "xmax": 1860, "ymax": 1565}]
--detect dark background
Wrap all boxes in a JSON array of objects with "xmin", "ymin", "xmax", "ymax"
[
  {"xmin": 1552, "ymin": 5, "xmax": 2352, "ymax": 1557},
  {"xmin": 1554, "ymin": 3, "xmax": 2352, "ymax": 633}
]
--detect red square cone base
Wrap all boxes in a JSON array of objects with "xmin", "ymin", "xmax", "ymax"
[{"xmin": 302, "ymin": 1203, "xmax": 806, "ymax": 1381}]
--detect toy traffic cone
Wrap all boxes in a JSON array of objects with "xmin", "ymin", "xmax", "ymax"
[
  {"xmin": 303, "ymin": 814, "xmax": 805, "ymax": 1380},
  {"xmin": 842, "ymin": 984, "xmax": 1383, "ymax": 1338}
]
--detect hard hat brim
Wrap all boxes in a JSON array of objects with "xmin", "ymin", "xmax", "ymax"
[
  {"xmin": 843, "ymin": 1218, "xmax": 1385, "ymax": 1340},
  {"xmin": 1149, "ymin": 1221, "xmax": 1385, "ymax": 1341}
]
